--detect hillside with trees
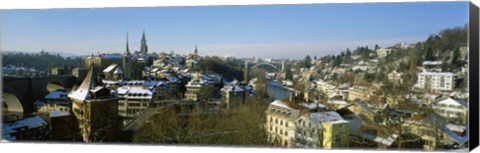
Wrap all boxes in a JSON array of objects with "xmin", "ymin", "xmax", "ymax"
[
  {"xmin": 303, "ymin": 25, "xmax": 468, "ymax": 90},
  {"xmin": 195, "ymin": 56, "xmax": 245, "ymax": 81},
  {"xmin": 2, "ymin": 51, "xmax": 83, "ymax": 71}
]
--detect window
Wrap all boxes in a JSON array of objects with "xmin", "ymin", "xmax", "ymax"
[
  {"xmin": 286, "ymin": 122, "xmax": 289, "ymax": 127},
  {"xmin": 334, "ymin": 136, "xmax": 341, "ymax": 145}
]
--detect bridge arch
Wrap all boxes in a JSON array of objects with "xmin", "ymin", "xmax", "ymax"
[
  {"xmin": 251, "ymin": 63, "xmax": 280, "ymax": 72},
  {"xmin": 2, "ymin": 87, "xmax": 25, "ymax": 114},
  {"xmin": 46, "ymin": 81, "xmax": 65, "ymax": 92}
]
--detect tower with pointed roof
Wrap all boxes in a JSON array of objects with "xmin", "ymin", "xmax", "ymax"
[
  {"xmin": 194, "ymin": 45, "xmax": 198, "ymax": 57},
  {"xmin": 193, "ymin": 45, "xmax": 200, "ymax": 61},
  {"xmin": 140, "ymin": 30, "xmax": 148, "ymax": 56},
  {"xmin": 123, "ymin": 32, "xmax": 132, "ymax": 80},
  {"xmin": 69, "ymin": 65, "xmax": 119, "ymax": 142}
]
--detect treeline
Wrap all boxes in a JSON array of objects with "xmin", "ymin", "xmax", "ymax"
[
  {"xmin": 2, "ymin": 51, "xmax": 83, "ymax": 71},
  {"xmin": 195, "ymin": 56, "xmax": 244, "ymax": 81},
  {"xmin": 133, "ymin": 99, "xmax": 271, "ymax": 146}
]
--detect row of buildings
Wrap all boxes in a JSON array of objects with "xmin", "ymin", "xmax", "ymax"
[{"xmin": 260, "ymin": 44, "xmax": 469, "ymax": 150}]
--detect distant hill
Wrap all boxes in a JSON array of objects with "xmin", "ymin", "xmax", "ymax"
[
  {"xmin": 314, "ymin": 24, "xmax": 468, "ymax": 90},
  {"xmin": 2, "ymin": 50, "xmax": 84, "ymax": 72},
  {"xmin": 2, "ymin": 50, "xmax": 79, "ymax": 58}
]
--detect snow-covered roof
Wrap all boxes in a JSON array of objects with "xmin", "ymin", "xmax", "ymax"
[
  {"xmin": 270, "ymin": 100, "xmax": 294, "ymax": 109},
  {"xmin": 44, "ymin": 90, "xmax": 69, "ymax": 100},
  {"xmin": 436, "ymin": 97, "xmax": 467, "ymax": 108},
  {"xmin": 69, "ymin": 66, "xmax": 112, "ymax": 101},
  {"xmin": 2, "ymin": 116, "xmax": 47, "ymax": 140},
  {"xmin": 328, "ymin": 100, "xmax": 348, "ymax": 105},
  {"xmin": 113, "ymin": 67, "xmax": 123, "ymax": 74},
  {"xmin": 222, "ymin": 84, "xmax": 245, "ymax": 92},
  {"xmin": 422, "ymin": 61, "xmax": 443, "ymax": 66},
  {"xmin": 447, "ymin": 124, "xmax": 466, "ymax": 133},
  {"xmin": 306, "ymin": 111, "xmax": 348, "ymax": 124},
  {"xmin": 117, "ymin": 85, "xmax": 153, "ymax": 99},
  {"xmin": 102, "ymin": 79, "xmax": 123, "ymax": 85},
  {"xmin": 103, "ymin": 64, "xmax": 118, "ymax": 73},
  {"xmin": 90, "ymin": 86, "xmax": 104, "ymax": 93},
  {"xmin": 50, "ymin": 111, "xmax": 71, "ymax": 118}
]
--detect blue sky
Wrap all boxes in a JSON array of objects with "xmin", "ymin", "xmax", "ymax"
[{"xmin": 0, "ymin": 2, "xmax": 469, "ymax": 59}]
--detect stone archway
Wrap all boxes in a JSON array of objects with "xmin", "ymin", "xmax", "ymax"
[
  {"xmin": 2, "ymin": 92, "xmax": 24, "ymax": 114},
  {"xmin": 46, "ymin": 81, "xmax": 65, "ymax": 92}
]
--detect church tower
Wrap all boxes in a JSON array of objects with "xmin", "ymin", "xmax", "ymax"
[
  {"xmin": 68, "ymin": 65, "xmax": 119, "ymax": 142},
  {"xmin": 123, "ymin": 32, "xmax": 132, "ymax": 80},
  {"xmin": 194, "ymin": 45, "xmax": 198, "ymax": 56},
  {"xmin": 140, "ymin": 30, "xmax": 148, "ymax": 56},
  {"xmin": 194, "ymin": 45, "xmax": 199, "ymax": 60}
]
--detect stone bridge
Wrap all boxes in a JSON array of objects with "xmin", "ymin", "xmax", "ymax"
[
  {"xmin": 2, "ymin": 75, "xmax": 78, "ymax": 114},
  {"xmin": 243, "ymin": 60, "xmax": 285, "ymax": 82}
]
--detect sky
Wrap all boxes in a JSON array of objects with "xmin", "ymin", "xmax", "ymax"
[{"xmin": 0, "ymin": 2, "xmax": 469, "ymax": 59}]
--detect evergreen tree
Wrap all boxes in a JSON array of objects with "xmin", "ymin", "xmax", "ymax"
[
  {"xmin": 409, "ymin": 49, "xmax": 417, "ymax": 83},
  {"xmin": 285, "ymin": 66, "xmax": 293, "ymax": 80},
  {"xmin": 346, "ymin": 48, "xmax": 352, "ymax": 57},
  {"xmin": 304, "ymin": 55, "xmax": 312, "ymax": 68},
  {"xmin": 425, "ymin": 45, "xmax": 435, "ymax": 61},
  {"xmin": 333, "ymin": 55, "xmax": 342, "ymax": 67},
  {"xmin": 451, "ymin": 47, "xmax": 462, "ymax": 68}
]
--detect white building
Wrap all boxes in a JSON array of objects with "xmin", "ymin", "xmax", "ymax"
[
  {"xmin": 185, "ymin": 72, "xmax": 214, "ymax": 101},
  {"xmin": 315, "ymin": 80, "xmax": 338, "ymax": 96},
  {"xmin": 117, "ymin": 85, "xmax": 154, "ymax": 118},
  {"xmin": 294, "ymin": 111, "xmax": 350, "ymax": 149},
  {"xmin": 387, "ymin": 70, "xmax": 403, "ymax": 84},
  {"xmin": 376, "ymin": 48, "xmax": 393, "ymax": 58},
  {"xmin": 34, "ymin": 90, "xmax": 71, "ymax": 113},
  {"xmin": 266, "ymin": 99, "xmax": 308, "ymax": 148},
  {"xmin": 432, "ymin": 97, "xmax": 468, "ymax": 124},
  {"xmin": 415, "ymin": 72, "xmax": 456, "ymax": 91},
  {"xmin": 221, "ymin": 80, "xmax": 253, "ymax": 109}
]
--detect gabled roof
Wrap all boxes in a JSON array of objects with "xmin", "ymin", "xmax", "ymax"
[
  {"xmin": 2, "ymin": 116, "xmax": 47, "ymax": 140},
  {"xmin": 68, "ymin": 65, "xmax": 104, "ymax": 101},
  {"xmin": 103, "ymin": 64, "xmax": 118, "ymax": 73},
  {"xmin": 436, "ymin": 97, "xmax": 467, "ymax": 108},
  {"xmin": 113, "ymin": 67, "xmax": 123, "ymax": 74}
]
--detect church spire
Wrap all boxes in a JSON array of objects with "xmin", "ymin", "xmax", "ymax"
[
  {"xmin": 125, "ymin": 32, "xmax": 131, "ymax": 55},
  {"xmin": 140, "ymin": 29, "xmax": 148, "ymax": 55},
  {"xmin": 194, "ymin": 45, "xmax": 198, "ymax": 55}
]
